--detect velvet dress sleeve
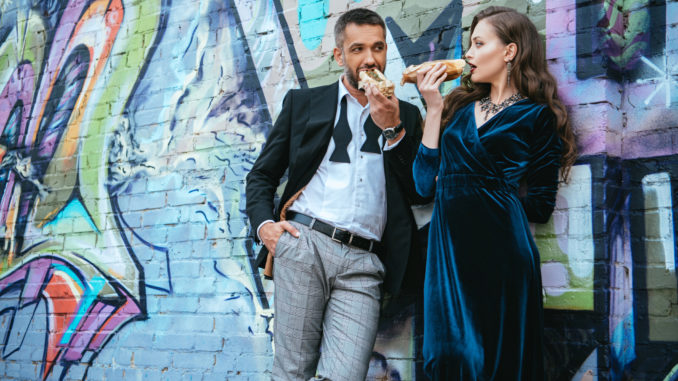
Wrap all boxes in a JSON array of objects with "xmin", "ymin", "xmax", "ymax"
[
  {"xmin": 519, "ymin": 107, "xmax": 563, "ymax": 223},
  {"xmin": 413, "ymin": 143, "xmax": 440, "ymax": 198}
]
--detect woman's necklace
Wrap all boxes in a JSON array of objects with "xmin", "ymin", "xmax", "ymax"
[{"xmin": 479, "ymin": 93, "xmax": 525, "ymax": 120}]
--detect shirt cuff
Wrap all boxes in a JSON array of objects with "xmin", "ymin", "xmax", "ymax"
[
  {"xmin": 257, "ymin": 219, "xmax": 275, "ymax": 242},
  {"xmin": 383, "ymin": 130, "xmax": 406, "ymax": 151}
]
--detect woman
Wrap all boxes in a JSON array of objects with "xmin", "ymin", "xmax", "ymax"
[{"xmin": 412, "ymin": 6, "xmax": 576, "ymax": 380}]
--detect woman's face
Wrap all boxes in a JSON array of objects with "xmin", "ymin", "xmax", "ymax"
[{"xmin": 465, "ymin": 19, "xmax": 510, "ymax": 85}]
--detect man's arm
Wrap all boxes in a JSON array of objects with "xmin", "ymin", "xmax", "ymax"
[
  {"xmin": 363, "ymin": 84, "xmax": 430, "ymax": 206},
  {"xmin": 384, "ymin": 102, "xmax": 431, "ymax": 205},
  {"xmin": 246, "ymin": 91, "xmax": 294, "ymax": 242}
]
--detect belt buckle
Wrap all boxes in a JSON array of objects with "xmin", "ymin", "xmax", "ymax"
[{"xmin": 331, "ymin": 227, "xmax": 342, "ymax": 243}]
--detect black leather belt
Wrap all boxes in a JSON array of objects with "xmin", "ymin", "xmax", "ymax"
[{"xmin": 287, "ymin": 211, "xmax": 381, "ymax": 254}]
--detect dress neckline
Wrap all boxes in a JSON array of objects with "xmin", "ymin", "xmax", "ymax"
[{"xmin": 472, "ymin": 98, "xmax": 530, "ymax": 133}]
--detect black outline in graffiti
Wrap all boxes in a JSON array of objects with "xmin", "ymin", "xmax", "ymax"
[
  {"xmin": 272, "ymin": 0, "xmax": 309, "ymax": 89},
  {"xmin": 385, "ymin": 0, "xmax": 463, "ymax": 68}
]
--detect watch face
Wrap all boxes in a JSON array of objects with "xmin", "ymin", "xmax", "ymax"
[
  {"xmin": 382, "ymin": 128, "xmax": 396, "ymax": 140},
  {"xmin": 382, "ymin": 123, "xmax": 402, "ymax": 140}
]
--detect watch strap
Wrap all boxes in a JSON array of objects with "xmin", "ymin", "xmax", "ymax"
[{"xmin": 382, "ymin": 122, "xmax": 403, "ymax": 140}]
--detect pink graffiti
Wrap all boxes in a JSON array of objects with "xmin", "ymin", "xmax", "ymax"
[{"xmin": 0, "ymin": 0, "xmax": 143, "ymax": 379}]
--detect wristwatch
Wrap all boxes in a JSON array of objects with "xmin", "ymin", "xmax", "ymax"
[{"xmin": 382, "ymin": 122, "xmax": 403, "ymax": 140}]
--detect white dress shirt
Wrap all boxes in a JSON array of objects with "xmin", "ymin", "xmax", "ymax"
[{"xmin": 258, "ymin": 76, "xmax": 402, "ymax": 241}]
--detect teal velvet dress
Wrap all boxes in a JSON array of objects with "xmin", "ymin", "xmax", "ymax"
[{"xmin": 413, "ymin": 99, "xmax": 561, "ymax": 380}]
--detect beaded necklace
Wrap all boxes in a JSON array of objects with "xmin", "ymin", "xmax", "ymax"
[{"xmin": 479, "ymin": 93, "xmax": 525, "ymax": 120}]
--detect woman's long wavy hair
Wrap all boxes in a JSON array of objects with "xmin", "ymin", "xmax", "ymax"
[{"xmin": 441, "ymin": 6, "xmax": 577, "ymax": 181}]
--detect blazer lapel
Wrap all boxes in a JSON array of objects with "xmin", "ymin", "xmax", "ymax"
[
  {"xmin": 301, "ymin": 82, "xmax": 338, "ymax": 146},
  {"xmin": 294, "ymin": 82, "xmax": 339, "ymax": 177}
]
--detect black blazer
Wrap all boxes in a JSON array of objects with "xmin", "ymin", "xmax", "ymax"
[{"xmin": 246, "ymin": 81, "xmax": 430, "ymax": 296}]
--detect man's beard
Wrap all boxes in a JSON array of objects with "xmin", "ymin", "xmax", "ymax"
[{"xmin": 344, "ymin": 68, "xmax": 360, "ymax": 90}]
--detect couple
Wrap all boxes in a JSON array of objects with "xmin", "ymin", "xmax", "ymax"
[{"xmin": 246, "ymin": 6, "xmax": 576, "ymax": 381}]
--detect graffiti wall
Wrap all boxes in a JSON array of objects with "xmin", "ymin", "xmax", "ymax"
[{"xmin": 0, "ymin": 0, "xmax": 675, "ymax": 380}]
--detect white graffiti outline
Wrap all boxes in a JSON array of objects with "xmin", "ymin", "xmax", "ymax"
[{"xmin": 636, "ymin": 56, "xmax": 677, "ymax": 108}]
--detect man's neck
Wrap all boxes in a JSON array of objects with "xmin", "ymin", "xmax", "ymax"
[{"xmin": 342, "ymin": 75, "xmax": 368, "ymax": 107}]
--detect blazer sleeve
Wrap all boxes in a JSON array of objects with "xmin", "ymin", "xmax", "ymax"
[
  {"xmin": 246, "ymin": 91, "xmax": 293, "ymax": 241},
  {"xmin": 383, "ymin": 102, "xmax": 433, "ymax": 205},
  {"xmin": 519, "ymin": 106, "xmax": 563, "ymax": 224}
]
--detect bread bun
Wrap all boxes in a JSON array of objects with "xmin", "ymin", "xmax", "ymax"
[
  {"xmin": 400, "ymin": 59, "xmax": 466, "ymax": 85},
  {"xmin": 358, "ymin": 69, "xmax": 395, "ymax": 98}
]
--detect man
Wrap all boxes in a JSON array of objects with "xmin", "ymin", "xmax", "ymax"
[{"xmin": 246, "ymin": 8, "xmax": 428, "ymax": 381}]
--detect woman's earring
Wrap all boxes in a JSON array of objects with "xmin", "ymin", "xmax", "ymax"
[{"xmin": 507, "ymin": 61, "xmax": 512, "ymax": 86}]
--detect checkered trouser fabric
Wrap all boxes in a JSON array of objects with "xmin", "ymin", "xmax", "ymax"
[{"xmin": 272, "ymin": 221, "xmax": 385, "ymax": 381}]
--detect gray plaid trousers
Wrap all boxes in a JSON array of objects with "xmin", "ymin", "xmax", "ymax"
[{"xmin": 272, "ymin": 221, "xmax": 385, "ymax": 381}]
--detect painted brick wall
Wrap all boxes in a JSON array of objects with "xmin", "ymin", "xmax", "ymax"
[{"xmin": 0, "ymin": 0, "xmax": 676, "ymax": 380}]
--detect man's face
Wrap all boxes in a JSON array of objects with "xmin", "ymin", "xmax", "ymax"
[{"xmin": 333, "ymin": 23, "xmax": 387, "ymax": 90}]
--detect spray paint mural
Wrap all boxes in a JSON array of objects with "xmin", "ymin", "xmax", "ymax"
[
  {"xmin": 544, "ymin": 0, "xmax": 678, "ymax": 379},
  {"xmin": 0, "ymin": 0, "xmax": 675, "ymax": 380},
  {"xmin": 0, "ymin": 0, "xmax": 163, "ymax": 378}
]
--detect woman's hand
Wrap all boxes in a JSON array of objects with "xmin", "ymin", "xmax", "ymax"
[
  {"xmin": 417, "ymin": 63, "xmax": 447, "ymax": 149},
  {"xmin": 416, "ymin": 62, "xmax": 447, "ymax": 112}
]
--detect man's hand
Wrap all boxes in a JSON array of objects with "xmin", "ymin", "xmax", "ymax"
[
  {"xmin": 259, "ymin": 221, "xmax": 300, "ymax": 256},
  {"xmin": 364, "ymin": 83, "xmax": 400, "ymax": 130}
]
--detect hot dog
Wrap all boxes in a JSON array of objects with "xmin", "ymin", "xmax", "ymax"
[
  {"xmin": 400, "ymin": 59, "xmax": 467, "ymax": 85},
  {"xmin": 358, "ymin": 68, "xmax": 395, "ymax": 98}
]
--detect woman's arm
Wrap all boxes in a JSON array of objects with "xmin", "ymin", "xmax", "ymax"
[
  {"xmin": 412, "ymin": 63, "xmax": 447, "ymax": 197},
  {"xmin": 520, "ymin": 107, "xmax": 563, "ymax": 223},
  {"xmin": 418, "ymin": 63, "xmax": 447, "ymax": 149}
]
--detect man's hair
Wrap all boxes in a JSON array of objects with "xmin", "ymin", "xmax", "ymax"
[{"xmin": 334, "ymin": 8, "xmax": 386, "ymax": 48}]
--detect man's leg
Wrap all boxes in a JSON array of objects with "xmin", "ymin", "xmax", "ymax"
[
  {"xmin": 272, "ymin": 224, "xmax": 328, "ymax": 380},
  {"xmin": 315, "ymin": 247, "xmax": 385, "ymax": 381}
]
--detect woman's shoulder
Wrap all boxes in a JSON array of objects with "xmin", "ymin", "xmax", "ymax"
[
  {"xmin": 534, "ymin": 102, "xmax": 556, "ymax": 124},
  {"xmin": 445, "ymin": 101, "xmax": 475, "ymax": 126},
  {"xmin": 515, "ymin": 98, "xmax": 555, "ymax": 121},
  {"xmin": 452, "ymin": 100, "xmax": 476, "ymax": 117},
  {"xmin": 521, "ymin": 101, "xmax": 559, "ymax": 140}
]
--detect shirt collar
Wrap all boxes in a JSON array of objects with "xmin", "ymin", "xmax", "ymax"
[
  {"xmin": 337, "ymin": 75, "xmax": 350, "ymax": 108},
  {"xmin": 337, "ymin": 75, "xmax": 368, "ymax": 110}
]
